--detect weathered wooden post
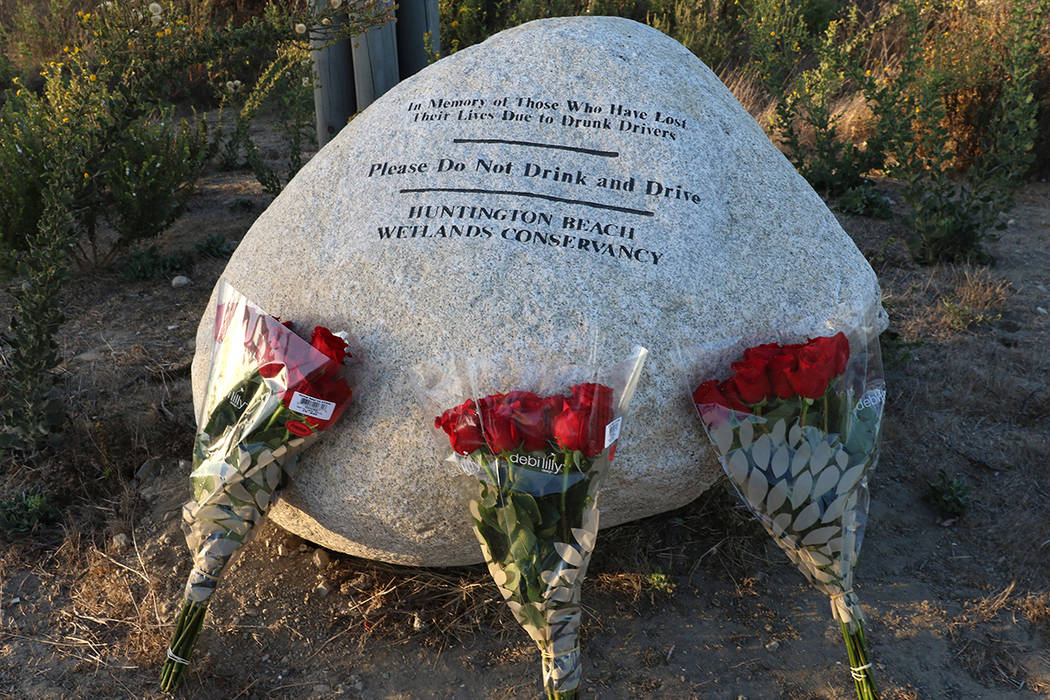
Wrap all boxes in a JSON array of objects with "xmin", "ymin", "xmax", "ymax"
[
  {"xmin": 395, "ymin": 0, "xmax": 440, "ymax": 79},
  {"xmin": 312, "ymin": 0, "xmax": 439, "ymax": 147},
  {"xmin": 311, "ymin": 9, "xmax": 356, "ymax": 146},
  {"xmin": 350, "ymin": 0, "xmax": 399, "ymax": 111}
]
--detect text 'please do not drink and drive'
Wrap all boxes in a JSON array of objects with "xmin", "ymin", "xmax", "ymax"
[{"xmin": 358, "ymin": 94, "xmax": 710, "ymax": 267}]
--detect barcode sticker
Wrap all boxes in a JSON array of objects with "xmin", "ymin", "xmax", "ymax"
[
  {"xmin": 288, "ymin": 391, "xmax": 336, "ymax": 420},
  {"xmin": 604, "ymin": 417, "xmax": 622, "ymax": 449}
]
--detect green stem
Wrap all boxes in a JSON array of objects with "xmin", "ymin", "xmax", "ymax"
[
  {"xmin": 822, "ymin": 394, "xmax": 829, "ymax": 435},
  {"xmin": 840, "ymin": 620, "xmax": 880, "ymax": 700},
  {"xmin": 561, "ymin": 451, "xmax": 572, "ymax": 543},
  {"xmin": 476, "ymin": 452, "xmax": 499, "ymax": 488},
  {"xmin": 159, "ymin": 600, "xmax": 210, "ymax": 692},
  {"xmin": 800, "ymin": 399, "xmax": 809, "ymax": 428}
]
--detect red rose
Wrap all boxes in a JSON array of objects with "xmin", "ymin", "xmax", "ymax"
[
  {"xmin": 767, "ymin": 352, "xmax": 798, "ymax": 400},
  {"xmin": 803, "ymin": 335, "xmax": 839, "ymax": 374},
  {"xmin": 505, "ymin": 391, "xmax": 549, "ymax": 452},
  {"xmin": 569, "ymin": 383, "xmax": 611, "ymax": 411},
  {"xmin": 719, "ymin": 378, "xmax": 750, "ymax": 412},
  {"xmin": 693, "ymin": 379, "xmax": 732, "ymax": 426},
  {"xmin": 692, "ymin": 379, "xmax": 728, "ymax": 408},
  {"xmin": 831, "ymin": 332, "xmax": 849, "ymax": 375},
  {"xmin": 310, "ymin": 326, "xmax": 349, "ymax": 369},
  {"xmin": 552, "ymin": 405, "xmax": 587, "ymax": 453},
  {"xmin": 478, "ymin": 394, "xmax": 519, "ymax": 454},
  {"xmin": 731, "ymin": 358, "xmax": 771, "ymax": 404},
  {"xmin": 568, "ymin": 383, "xmax": 613, "ymax": 457},
  {"xmin": 785, "ymin": 342, "xmax": 835, "ymax": 399},
  {"xmin": 743, "ymin": 342, "xmax": 782, "ymax": 363},
  {"xmin": 434, "ymin": 399, "xmax": 484, "ymax": 455}
]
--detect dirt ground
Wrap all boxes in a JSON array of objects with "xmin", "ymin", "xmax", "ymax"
[{"xmin": 1, "ymin": 139, "xmax": 1048, "ymax": 699}]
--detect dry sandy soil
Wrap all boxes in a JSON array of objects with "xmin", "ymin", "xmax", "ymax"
[{"xmin": 1, "ymin": 138, "xmax": 1048, "ymax": 699}]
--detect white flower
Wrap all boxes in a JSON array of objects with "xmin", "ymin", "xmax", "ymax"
[
  {"xmin": 302, "ymin": 77, "xmax": 311, "ymax": 87},
  {"xmin": 330, "ymin": 0, "xmax": 342, "ymax": 7},
  {"xmin": 295, "ymin": 22, "xmax": 306, "ymax": 34},
  {"xmin": 225, "ymin": 80, "xmax": 235, "ymax": 92},
  {"xmin": 148, "ymin": 2, "xmax": 162, "ymax": 16},
  {"xmin": 321, "ymin": 17, "xmax": 331, "ymax": 25}
]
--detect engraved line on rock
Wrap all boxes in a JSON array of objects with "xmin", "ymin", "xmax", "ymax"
[
  {"xmin": 398, "ymin": 187, "xmax": 654, "ymax": 217},
  {"xmin": 452, "ymin": 138, "xmax": 619, "ymax": 158}
]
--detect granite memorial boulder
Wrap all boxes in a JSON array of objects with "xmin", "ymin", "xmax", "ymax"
[{"xmin": 191, "ymin": 16, "xmax": 886, "ymax": 566}]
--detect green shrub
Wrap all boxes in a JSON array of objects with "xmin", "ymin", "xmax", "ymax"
[
  {"xmin": 506, "ymin": 0, "xmax": 578, "ymax": 24},
  {"xmin": 774, "ymin": 10, "xmax": 885, "ymax": 197},
  {"xmin": 0, "ymin": 53, "xmax": 210, "ymax": 265},
  {"xmin": 0, "ymin": 486, "xmax": 59, "ymax": 535},
  {"xmin": 0, "ymin": 170, "xmax": 77, "ymax": 456},
  {"xmin": 588, "ymin": 0, "xmax": 653, "ymax": 22},
  {"xmin": 195, "ymin": 233, "xmax": 237, "ymax": 258},
  {"xmin": 438, "ymin": 0, "xmax": 494, "ymax": 53},
  {"xmin": 103, "ymin": 111, "xmax": 210, "ymax": 248},
  {"xmin": 647, "ymin": 0, "xmax": 742, "ymax": 70},
  {"xmin": 925, "ymin": 469, "xmax": 974, "ymax": 518},
  {"xmin": 218, "ymin": 43, "xmax": 315, "ymax": 196},
  {"xmin": 842, "ymin": 0, "xmax": 1046, "ymax": 263},
  {"xmin": 118, "ymin": 246, "xmax": 191, "ymax": 281},
  {"xmin": 0, "ymin": 0, "xmax": 93, "ymax": 83},
  {"xmin": 742, "ymin": 0, "xmax": 808, "ymax": 97},
  {"xmin": 0, "ymin": 89, "xmax": 48, "ymax": 257},
  {"xmin": 0, "ymin": 1, "xmax": 391, "ymax": 458},
  {"xmin": 912, "ymin": 0, "xmax": 1042, "ymax": 263},
  {"xmin": 836, "ymin": 185, "xmax": 892, "ymax": 219}
]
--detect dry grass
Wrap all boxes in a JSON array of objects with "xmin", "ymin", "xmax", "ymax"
[
  {"xmin": 946, "ymin": 582, "xmax": 1050, "ymax": 693},
  {"xmin": 882, "ymin": 263, "xmax": 1012, "ymax": 341},
  {"xmin": 719, "ymin": 64, "xmax": 773, "ymax": 122},
  {"xmin": 937, "ymin": 266, "xmax": 1011, "ymax": 334}
]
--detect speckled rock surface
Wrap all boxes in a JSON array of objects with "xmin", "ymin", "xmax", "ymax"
[{"xmin": 191, "ymin": 16, "xmax": 886, "ymax": 566}]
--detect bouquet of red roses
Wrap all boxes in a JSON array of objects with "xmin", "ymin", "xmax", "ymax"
[
  {"xmin": 159, "ymin": 282, "xmax": 354, "ymax": 692},
  {"xmin": 430, "ymin": 348, "xmax": 647, "ymax": 700},
  {"xmin": 690, "ymin": 331, "xmax": 884, "ymax": 700}
]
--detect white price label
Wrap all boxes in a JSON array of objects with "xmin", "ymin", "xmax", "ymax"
[
  {"xmin": 604, "ymin": 417, "xmax": 622, "ymax": 449},
  {"xmin": 288, "ymin": 391, "xmax": 336, "ymax": 420}
]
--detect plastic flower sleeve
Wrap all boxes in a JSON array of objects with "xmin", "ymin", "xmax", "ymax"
[
  {"xmin": 160, "ymin": 282, "xmax": 353, "ymax": 693},
  {"xmin": 424, "ymin": 345, "xmax": 647, "ymax": 700},
  {"xmin": 686, "ymin": 322, "xmax": 884, "ymax": 700}
]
